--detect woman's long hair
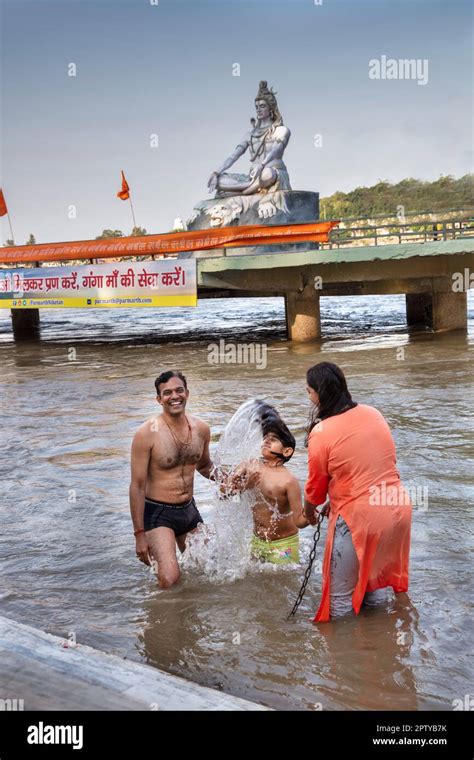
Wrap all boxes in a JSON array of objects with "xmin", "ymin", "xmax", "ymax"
[{"xmin": 305, "ymin": 362, "xmax": 357, "ymax": 445}]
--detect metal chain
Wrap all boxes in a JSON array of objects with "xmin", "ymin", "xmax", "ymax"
[{"xmin": 288, "ymin": 510, "xmax": 324, "ymax": 618}]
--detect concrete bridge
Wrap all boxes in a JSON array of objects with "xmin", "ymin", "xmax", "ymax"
[
  {"xmin": 195, "ymin": 238, "xmax": 474, "ymax": 341},
  {"xmin": 8, "ymin": 236, "xmax": 474, "ymax": 342}
]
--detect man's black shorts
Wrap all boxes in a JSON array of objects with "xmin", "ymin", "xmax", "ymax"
[{"xmin": 144, "ymin": 496, "xmax": 204, "ymax": 536}]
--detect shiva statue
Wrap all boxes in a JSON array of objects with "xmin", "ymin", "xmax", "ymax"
[{"xmin": 201, "ymin": 81, "xmax": 291, "ymax": 222}]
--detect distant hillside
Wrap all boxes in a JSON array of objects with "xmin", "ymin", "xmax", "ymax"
[{"xmin": 320, "ymin": 174, "xmax": 473, "ymax": 220}]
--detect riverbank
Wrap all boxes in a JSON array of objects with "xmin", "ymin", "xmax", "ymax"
[{"xmin": 0, "ymin": 616, "xmax": 270, "ymax": 711}]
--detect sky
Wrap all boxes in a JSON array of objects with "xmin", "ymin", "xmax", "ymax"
[{"xmin": 0, "ymin": 0, "xmax": 472, "ymax": 245}]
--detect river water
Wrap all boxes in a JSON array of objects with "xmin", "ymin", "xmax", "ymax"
[{"xmin": 0, "ymin": 294, "xmax": 473, "ymax": 711}]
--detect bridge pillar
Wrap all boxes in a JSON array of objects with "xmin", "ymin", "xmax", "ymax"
[
  {"xmin": 406, "ymin": 290, "xmax": 467, "ymax": 332},
  {"xmin": 431, "ymin": 291, "xmax": 467, "ymax": 331},
  {"xmin": 11, "ymin": 309, "xmax": 40, "ymax": 340},
  {"xmin": 406, "ymin": 293, "xmax": 432, "ymax": 327},
  {"xmin": 285, "ymin": 288, "xmax": 321, "ymax": 342}
]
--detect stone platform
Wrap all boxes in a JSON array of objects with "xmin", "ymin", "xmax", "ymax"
[
  {"xmin": 0, "ymin": 615, "xmax": 270, "ymax": 711},
  {"xmin": 183, "ymin": 190, "xmax": 319, "ymax": 258}
]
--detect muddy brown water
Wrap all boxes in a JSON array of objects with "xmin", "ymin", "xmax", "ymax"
[{"xmin": 0, "ymin": 295, "xmax": 472, "ymax": 710}]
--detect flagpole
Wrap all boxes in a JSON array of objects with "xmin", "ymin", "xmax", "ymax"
[
  {"xmin": 128, "ymin": 196, "xmax": 137, "ymax": 231},
  {"xmin": 7, "ymin": 212, "xmax": 15, "ymax": 245}
]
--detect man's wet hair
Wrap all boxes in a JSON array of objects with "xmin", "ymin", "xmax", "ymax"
[
  {"xmin": 155, "ymin": 370, "xmax": 188, "ymax": 396},
  {"xmin": 255, "ymin": 401, "xmax": 296, "ymax": 462}
]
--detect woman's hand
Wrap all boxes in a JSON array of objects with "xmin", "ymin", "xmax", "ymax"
[
  {"xmin": 318, "ymin": 501, "xmax": 330, "ymax": 519},
  {"xmin": 303, "ymin": 504, "xmax": 318, "ymax": 526}
]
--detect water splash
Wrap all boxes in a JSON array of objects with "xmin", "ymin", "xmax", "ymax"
[
  {"xmin": 180, "ymin": 399, "xmax": 274, "ymax": 581},
  {"xmin": 214, "ymin": 398, "xmax": 269, "ymax": 469}
]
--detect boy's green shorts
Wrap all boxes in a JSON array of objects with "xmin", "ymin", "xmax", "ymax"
[{"xmin": 251, "ymin": 532, "xmax": 300, "ymax": 564}]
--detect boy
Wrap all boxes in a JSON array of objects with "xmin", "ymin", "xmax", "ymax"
[{"xmin": 223, "ymin": 408, "xmax": 309, "ymax": 564}]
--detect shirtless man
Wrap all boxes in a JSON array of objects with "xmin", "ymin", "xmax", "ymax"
[
  {"xmin": 129, "ymin": 370, "xmax": 212, "ymax": 588},
  {"xmin": 225, "ymin": 410, "xmax": 309, "ymax": 564}
]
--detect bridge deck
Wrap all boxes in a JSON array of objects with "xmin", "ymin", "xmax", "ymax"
[
  {"xmin": 197, "ymin": 238, "xmax": 474, "ymax": 276},
  {"xmin": 197, "ymin": 239, "xmax": 474, "ymax": 298}
]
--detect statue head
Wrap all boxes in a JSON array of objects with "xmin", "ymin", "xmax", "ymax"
[{"xmin": 252, "ymin": 80, "xmax": 283, "ymax": 127}]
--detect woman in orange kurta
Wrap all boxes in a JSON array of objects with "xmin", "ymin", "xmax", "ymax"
[{"xmin": 303, "ymin": 362, "xmax": 412, "ymax": 623}]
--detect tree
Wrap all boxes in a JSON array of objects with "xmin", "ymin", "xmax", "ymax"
[
  {"xmin": 4, "ymin": 239, "xmax": 14, "ymax": 246},
  {"xmin": 25, "ymin": 234, "xmax": 36, "ymax": 245},
  {"xmin": 320, "ymin": 174, "xmax": 474, "ymax": 219},
  {"xmin": 96, "ymin": 229, "xmax": 123, "ymax": 239},
  {"xmin": 131, "ymin": 226, "xmax": 147, "ymax": 236}
]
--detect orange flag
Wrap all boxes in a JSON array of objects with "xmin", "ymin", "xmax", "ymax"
[
  {"xmin": 117, "ymin": 171, "xmax": 130, "ymax": 201},
  {"xmin": 0, "ymin": 188, "xmax": 8, "ymax": 217}
]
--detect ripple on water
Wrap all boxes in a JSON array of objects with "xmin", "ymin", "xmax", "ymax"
[{"xmin": 0, "ymin": 295, "xmax": 473, "ymax": 709}]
